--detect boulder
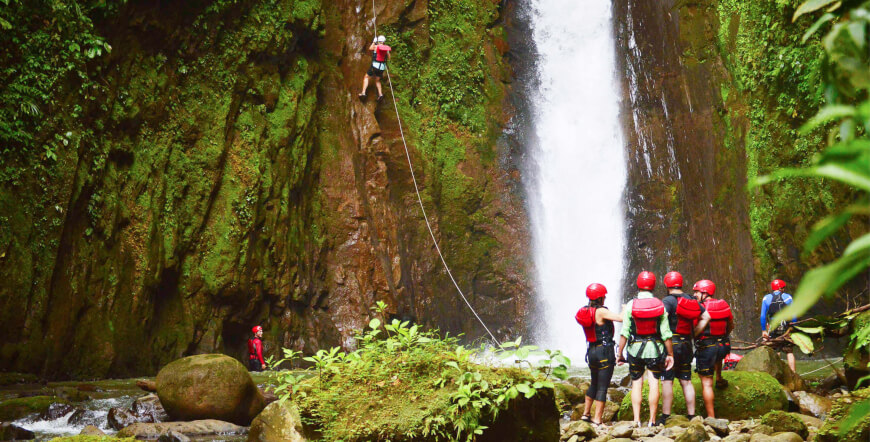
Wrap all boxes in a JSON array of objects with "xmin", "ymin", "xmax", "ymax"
[
  {"xmin": 610, "ymin": 422, "xmax": 635, "ymax": 438},
  {"xmin": 647, "ymin": 436, "xmax": 676, "ymax": 442},
  {"xmin": 617, "ymin": 372, "xmax": 787, "ymax": 421},
  {"xmin": 608, "ymin": 387, "xmax": 625, "ymax": 403},
  {"xmin": 479, "ymin": 386, "xmax": 560, "ymax": 442},
  {"xmin": 79, "ymin": 425, "xmax": 105, "ymax": 435},
  {"xmin": 555, "ymin": 382, "xmax": 585, "ymax": 410},
  {"xmin": 704, "ymin": 417, "xmax": 729, "ymax": 436},
  {"xmin": 791, "ymin": 413, "xmax": 822, "ymax": 429},
  {"xmin": 0, "ymin": 423, "xmax": 34, "ymax": 440},
  {"xmin": 108, "ymin": 406, "xmax": 152, "ymax": 430},
  {"xmin": 619, "ymin": 374, "xmax": 631, "ymax": 387},
  {"xmin": 632, "ymin": 426, "xmax": 659, "ymax": 438},
  {"xmin": 247, "ymin": 401, "xmax": 308, "ymax": 442},
  {"xmin": 760, "ymin": 411, "xmax": 808, "ymax": 439},
  {"xmin": 722, "ymin": 434, "xmax": 750, "ymax": 442},
  {"xmin": 133, "ymin": 393, "xmax": 169, "ymax": 422},
  {"xmin": 156, "ymin": 354, "xmax": 265, "ymax": 425},
  {"xmin": 569, "ymin": 401, "xmax": 619, "ymax": 423},
  {"xmin": 735, "ymin": 347, "xmax": 805, "ymax": 391},
  {"xmin": 662, "ymin": 426, "xmax": 688, "ymax": 439},
  {"xmin": 0, "ymin": 396, "xmax": 67, "ymax": 420},
  {"xmin": 560, "ymin": 420, "xmax": 596, "ymax": 441},
  {"xmin": 674, "ymin": 422, "xmax": 708, "ymax": 442},
  {"xmin": 38, "ymin": 402, "xmax": 75, "ymax": 420},
  {"xmin": 117, "ymin": 420, "xmax": 248, "ymax": 439},
  {"xmin": 53, "ymin": 386, "xmax": 90, "ymax": 402},
  {"xmin": 843, "ymin": 312, "xmax": 870, "ymax": 389},
  {"xmin": 815, "ymin": 386, "xmax": 870, "ymax": 442},
  {"xmin": 665, "ymin": 415, "xmax": 691, "ymax": 428},
  {"xmin": 792, "ymin": 390, "xmax": 831, "ymax": 419},
  {"xmin": 158, "ymin": 430, "xmax": 191, "ymax": 442},
  {"xmin": 749, "ymin": 433, "xmax": 803, "ymax": 442}
]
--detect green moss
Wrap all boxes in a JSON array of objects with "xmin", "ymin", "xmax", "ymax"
[
  {"xmin": 0, "ymin": 396, "xmax": 68, "ymax": 421},
  {"xmin": 816, "ymin": 387, "xmax": 870, "ymax": 442},
  {"xmin": 760, "ymin": 410, "xmax": 808, "ymax": 439},
  {"xmin": 616, "ymin": 371, "xmax": 786, "ymax": 421}
]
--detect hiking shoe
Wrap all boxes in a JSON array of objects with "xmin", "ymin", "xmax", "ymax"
[
  {"xmin": 377, "ymin": 95, "xmax": 384, "ymax": 101},
  {"xmin": 655, "ymin": 414, "xmax": 669, "ymax": 426},
  {"xmin": 358, "ymin": 93, "xmax": 366, "ymax": 99},
  {"xmin": 580, "ymin": 415, "xmax": 592, "ymax": 423}
]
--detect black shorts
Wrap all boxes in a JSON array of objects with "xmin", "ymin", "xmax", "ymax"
[
  {"xmin": 588, "ymin": 343, "xmax": 615, "ymax": 370},
  {"xmin": 627, "ymin": 352, "xmax": 666, "ymax": 380},
  {"xmin": 660, "ymin": 336, "xmax": 693, "ymax": 381},
  {"xmin": 695, "ymin": 337, "xmax": 730, "ymax": 376},
  {"xmin": 248, "ymin": 359, "xmax": 262, "ymax": 372},
  {"xmin": 367, "ymin": 65, "xmax": 385, "ymax": 77},
  {"xmin": 769, "ymin": 327, "xmax": 794, "ymax": 352}
]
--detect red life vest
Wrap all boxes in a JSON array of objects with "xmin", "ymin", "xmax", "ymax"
[
  {"xmin": 576, "ymin": 307, "xmax": 598, "ymax": 342},
  {"xmin": 674, "ymin": 297, "xmax": 702, "ymax": 335},
  {"xmin": 374, "ymin": 44, "xmax": 391, "ymax": 62},
  {"xmin": 703, "ymin": 299, "xmax": 732, "ymax": 336},
  {"xmin": 631, "ymin": 297, "xmax": 664, "ymax": 336}
]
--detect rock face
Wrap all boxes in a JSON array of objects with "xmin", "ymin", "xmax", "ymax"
[
  {"xmin": 156, "ymin": 354, "xmax": 265, "ymax": 425},
  {"xmin": 617, "ymin": 371, "xmax": 787, "ymax": 421},
  {"xmin": 247, "ymin": 401, "xmax": 308, "ymax": 442},
  {"xmin": 734, "ymin": 347, "xmax": 806, "ymax": 391},
  {"xmin": 479, "ymin": 386, "xmax": 560, "ymax": 442},
  {"xmin": 0, "ymin": 0, "xmax": 531, "ymax": 379}
]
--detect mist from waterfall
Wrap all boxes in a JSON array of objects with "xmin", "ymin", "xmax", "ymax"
[{"xmin": 525, "ymin": 0, "xmax": 628, "ymax": 364}]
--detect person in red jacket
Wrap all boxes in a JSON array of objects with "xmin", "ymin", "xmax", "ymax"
[{"xmin": 248, "ymin": 326, "xmax": 266, "ymax": 372}]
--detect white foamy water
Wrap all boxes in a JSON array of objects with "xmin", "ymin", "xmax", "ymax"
[{"xmin": 527, "ymin": 0, "xmax": 627, "ymax": 364}]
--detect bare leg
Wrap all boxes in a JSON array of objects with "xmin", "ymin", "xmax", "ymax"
[
  {"xmin": 593, "ymin": 399, "xmax": 605, "ymax": 423},
  {"xmin": 648, "ymin": 371, "xmax": 660, "ymax": 424},
  {"xmin": 662, "ymin": 380, "xmax": 674, "ymax": 415},
  {"xmin": 631, "ymin": 377, "xmax": 644, "ymax": 423},
  {"xmin": 375, "ymin": 77, "xmax": 383, "ymax": 97},
  {"xmin": 680, "ymin": 378, "xmax": 697, "ymax": 416},
  {"xmin": 786, "ymin": 351, "xmax": 796, "ymax": 373},
  {"xmin": 700, "ymin": 375, "xmax": 715, "ymax": 418},
  {"xmin": 360, "ymin": 75, "xmax": 370, "ymax": 95},
  {"xmin": 582, "ymin": 395, "xmax": 593, "ymax": 417}
]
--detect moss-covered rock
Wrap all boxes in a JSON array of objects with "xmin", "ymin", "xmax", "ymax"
[
  {"xmin": 734, "ymin": 347, "xmax": 805, "ymax": 392},
  {"xmin": 843, "ymin": 312, "xmax": 870, "ymax": 389},
  {"xmin": 0, "ymin": 395, "xmax": 68, "ymax": 420},
  {"xmin": 759, "ymin": 410, "xmax": 808, "ymax": 439},
  {"xmin": 554, "ymin": 381, "xmax": 584, "ymax": 411},
  {"xmin": 816, "ymin": 387, "xmax": 870, "ymax": 442},
  {"xmin": 247, "ymin": 401, "xmax": 308, "ymax": 442},
  {"xmin": 674, "ymin": 422, "xmax": 709, "ymax": 442},
  {"xmin": 0, "ymin": 372, "xmax": 39, "ymax": 385},
  {"xmin": 616, "ymin": 371, "xmax": 786, "ymax": 421},
  {"xmin": 156, "ymin": 354, "xmax": 265, "ymax": 426},
  {"xmin": 49, "ymin": 437, "xmax": 136, "ymax": 442}
]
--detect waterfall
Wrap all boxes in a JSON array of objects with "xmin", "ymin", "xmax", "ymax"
[{"xmin": 526, "ymin": 0, "xmax": 628, "ymax": 363}]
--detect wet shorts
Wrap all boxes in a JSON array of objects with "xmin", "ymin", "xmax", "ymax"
[
  {"xmin": 367, "ymin": 62, "xmax": 386, "ymax": 78},
  {"xmin": 695, "ymin": 337, "xmax": 730, "ymax": 376},
  {"xmin": 659, "ymin": 336, "xmax": 693, "ymax": 381},
  {"xmin": 627, "ymin": 352, "xmax": 666, "ymax": 381}
]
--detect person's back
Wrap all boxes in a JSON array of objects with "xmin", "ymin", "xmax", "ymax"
[
  {"xmin": 692, "ymin": 280, "xmax": 733, "ymax": 418},
  {"xmin": 576, "ymin": 283, "xmax": 622, "ymax": 424},
  {"xmin": 760, "ymin": 279, "xmax": 797, "ymax": 372},
  {"xmin": 248, "ymin": 326, "xmax": 265, "ymax": 372}
]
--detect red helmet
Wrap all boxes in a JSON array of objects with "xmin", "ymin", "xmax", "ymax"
[
  {"xmin": 252, "ymin": 326, "xmax": 263, "ymax": 334},
  {"xmin": 586, "ymin": 283, "xmax": 607, "ymax": 300},
  {"xmin": 693, "ymin": 280, "xmax": 716, "ymax": 296},
  {"xmin": 664, "ymin": 271, "xmax": 683, "ymax": 288},
  {"xmin": 771, "ymin": 279, "xmax": 786, "ymax": 291},
  {"xmin": 637, "ymin": 271, "xmax": 656, "ymax": 291}
]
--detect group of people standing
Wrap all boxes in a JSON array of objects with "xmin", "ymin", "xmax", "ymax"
[{"xmin": 575, "ymin": 271, "xmax": 787, "ymax": 427}]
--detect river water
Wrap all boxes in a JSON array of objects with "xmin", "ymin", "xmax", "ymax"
[{"xmin": 525, "ymin": 0, "xmax": 628, "ymax": 363}]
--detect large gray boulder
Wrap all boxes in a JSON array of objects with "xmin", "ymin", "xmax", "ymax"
[
  {"xmin": 156, "ymin": 354, "xmax": 265, "ymax": 425},
  {"xmin": 734, "ymin": 347, "xmax": 805, "ymax": 391},
  {"xmin": 247, "ymin": 401, "xmax": 308, "ymax": 442}
]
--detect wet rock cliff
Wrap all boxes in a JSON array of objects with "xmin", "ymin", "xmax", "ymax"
[{"xmin": 0, "ymin": 0, "xmax": 531, "ymax": 378}]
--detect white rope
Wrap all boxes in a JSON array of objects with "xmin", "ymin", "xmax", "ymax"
[
  {"xmin": 798, "ymin": 357, "xmax": 843, "ymax": 376},
  {"xmin": 370, "ymin": 0, "xmax": 501, "ymax": 347}
]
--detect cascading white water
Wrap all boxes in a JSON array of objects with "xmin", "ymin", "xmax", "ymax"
[{"xmin": 527, "ymin": 0, "xmax": 628, "ymax": 364}]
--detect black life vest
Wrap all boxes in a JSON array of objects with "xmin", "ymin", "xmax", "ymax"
[
  {"xmin": 575, "ymin": 306, "xmax": 614, "ymax": 344},
  {"xmin": 674, "ymin": 296, "xmax": 702, "ymax": 336},
  {"xmin": 631, "ymin": 297, "xmax": 664, "ymax": 337},
  {"xmin": 701, "ymin": 299, "xmax": 732, "ymax": 337}
]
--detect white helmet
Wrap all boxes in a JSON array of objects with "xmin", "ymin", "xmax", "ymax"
[{"xmin": 377, "ymin": 35, "xmax": 386, "ymax": 43}]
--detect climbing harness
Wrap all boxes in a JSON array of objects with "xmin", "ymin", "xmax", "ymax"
[{"xmin": 370, "ymin": 1, "xmax": 501, "ymax": 347}]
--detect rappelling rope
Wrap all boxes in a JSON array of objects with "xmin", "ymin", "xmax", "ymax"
[
  {"xmin": 798, "ymin": 357, "xmax": 844, "ymax": 376},
  {"xmin": 370, "ymin": 1, "xmax": 501, "ymax": 347}
]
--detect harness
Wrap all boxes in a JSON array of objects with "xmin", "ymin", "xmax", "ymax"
[{"xmin": 630, "ymin": 297, "xmax": 666, "ymax": 360}]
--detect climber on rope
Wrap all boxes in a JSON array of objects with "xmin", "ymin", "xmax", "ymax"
[
  {"xmin": 617, "ymin": 271, "xmax": 674, "ymax": 428},
  {"xmin": 693, "ymin": 280, "xmax": 733, "ymax": 419},
  {"xmin": 760, "ymin": 279, "xmax": 797, "ymax": 373},
  {"xmin": 656, "ymin": 271, "xmax": 710, "ymax": 425},
  {"xmin": 359, "ymin": 35, "xmax": 391, "ymax": 101},
  {"xmin": 575, "ymin": 283, "xmax": 623, "ymax": 426},
  {"xmin": 248, "ymin": 326, "xmax": 266, "ymax": 372}
]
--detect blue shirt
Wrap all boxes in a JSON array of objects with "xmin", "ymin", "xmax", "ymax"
[{"xmin": 760, "ymin": 291, "xmax": 796, "ymax": 330}]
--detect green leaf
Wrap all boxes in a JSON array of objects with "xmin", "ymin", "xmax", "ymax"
[
  {"xmin": 804, "ymin": 211, "xmax": 853, "ymax": 255},
  {"xmin": 803, "ymin": 13, "xmax": 836, "ymax": 42},
  {"xmin": 368, "ymin": 318, "xmax": 381, "ymax": 330},
  {"xmin": 515, "ymin": 383, "xmax": 531, "ymax": 395},
  {"xmin": 838, "ymin": 398, "xmax": 870, "ymax": 436},
  {"xmin": 793, "ymin": 325, "xmax": 824, "ymax": 334},
  {"xmin": 800, "ymin": 105, "xmax": 856, "ymax": 133},
  {"xmin": 793, "ymin": 0, "xmax": 841, "ymax": 21},
  {"xmin": 552, "ymin": 366, "xmax": 569, "ymax": 380},
  {"xmin": 790, "ymin": 332, "xmax": 815, "ymax": 354},
  {"xmin": 445, "ymin": 361, "xmax": 459, "ymax": 370},
  {"xmin": 515, "ymin": 347, "xmax": 529, "ymax": 360},
  {"xmin": 554, "ymin": 354, "xmax": 571, "ymax": 366}
]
